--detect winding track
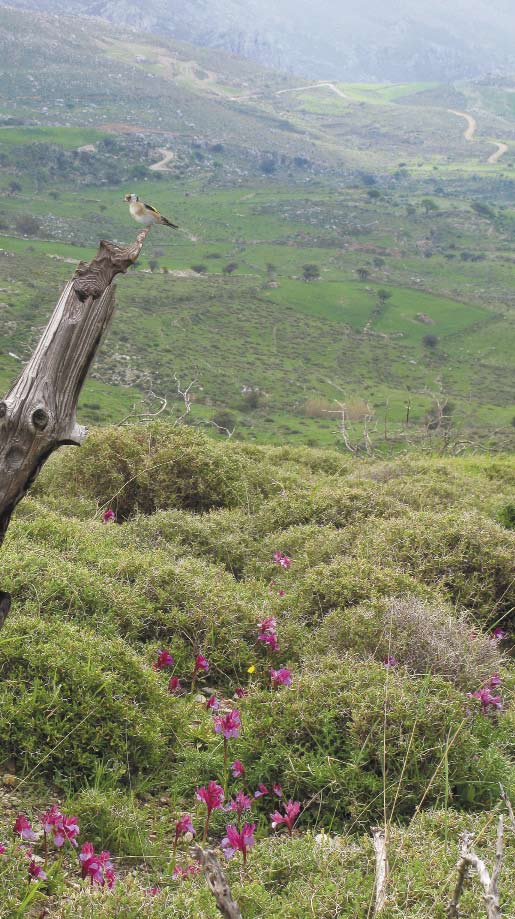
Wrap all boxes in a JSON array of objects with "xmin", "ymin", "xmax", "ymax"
[
  {"xmin": 447, "ymin": 109, "xmax": 477, "ymax": 141},
  {"xmin": 275, "ymin": 81, "xmax": 351, "ymax": 100},
  {"xmin": 447, "ymin": 109, "xmax": 508, "ymax": 163},
  {"xmin": 487, "ymin": 142, "xmax": 509, "ymax": 164},
  {"xmin": 149, "ymin": 148, "xmax": 175, "ymax": 171}
]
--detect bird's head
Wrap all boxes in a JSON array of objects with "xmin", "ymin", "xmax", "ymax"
[{"xmin": 124, "ymin": 193, "xmax": 139, "ymax": 203}]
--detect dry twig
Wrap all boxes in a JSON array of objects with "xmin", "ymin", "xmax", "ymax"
[
  {"xmin": 192, "ymin": 845, "xmax": 242, "ymax": 919},
  {"xmin": 447, "ymin": 818, "xmax": 503, "ymax": 919}
]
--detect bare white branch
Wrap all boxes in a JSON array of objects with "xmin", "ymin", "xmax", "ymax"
[
  {"xmin": 447, "ymin": 820, "xmax": 503, "ymax": 919},
  {"xmin": 371, "ymin": 827, "xmax": 388, "ymax": 914}
]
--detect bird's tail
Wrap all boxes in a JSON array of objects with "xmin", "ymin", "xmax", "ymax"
[{"xmin": 159, "ymin": 216, "xmax": 179, "ymax": 229}]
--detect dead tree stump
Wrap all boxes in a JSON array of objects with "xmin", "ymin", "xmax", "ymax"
[{"xmin": 0, "ymin": 227, "xmax": 150, "ymax": 617}]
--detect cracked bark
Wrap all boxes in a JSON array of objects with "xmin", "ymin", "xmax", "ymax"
[{"xmin": 0, "ymin": 228, "xmax": 150, "ymax": 619}]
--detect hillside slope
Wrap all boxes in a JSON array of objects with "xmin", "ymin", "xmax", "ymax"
[
  {"xmin": 2, "ymin": 6, "xmax": 515, "ymax": 450},
  {"xmin": 6, "ymin": 0, "xmax": 515, "ymax": 81}
]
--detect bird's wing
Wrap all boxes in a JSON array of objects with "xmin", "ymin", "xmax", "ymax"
[{"xmin": 144, "ymin": 202, "xmax": 161, "ymax": 215}]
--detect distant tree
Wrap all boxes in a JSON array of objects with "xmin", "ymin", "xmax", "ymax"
[
  {"xmin": 360, "ymin": 172, "xmax": 376, "ymax": 186},
  {"xmin": 260, "ymin": 154, "xmax": 277, "ymax": 175},
  {"xmin": 406, "ymin": 203, "xmax": 416, "ymax": 216},
  {"xmin": 423, "ymin": 334, "xmax": 439, "ymax": 349},
  {"xmin": 15, "ymin": 215, "xmax": 40, "ymax": 236},
  {"xmin": 191, "ymin": 264, "xmax": 207, "ymax": 274},
  {"xmin": 8, "ymin": 180, "xmax": 22, "ymax": 195},
  {"xmin": 241, "ymin": 389, "xmax": 261, "ymax": 411},
  {"xmin": 302, "ymin": 264, "xmax": 320, "ymax": 282},
  {"xmin": 367, "ymin": 188, "xmax": 381, "ymax": 200},
  {"xmin": 266, "ymin": 262, "xmax": 277, "ymax": 276},
  {"xmin": 223, "ymin": 262, "xmax": 238, "ymax": 275},
  {"xmin": 377, "ymin": 289, "xmax": 392, "ymax": 305},
  {"xmin": 148, "ymin": 260, "xmax": 160, "ymax": 272},
  {"xmin": 421, "ymin": 198, "xmax": 438, "ymax": 215},
  {"xmin": 356, "ymin": 267, "xmax": 369, "ymax": 281},
  {"xmin": 373, "ymin": 256, "xmax": 385, "ymax": 268}
]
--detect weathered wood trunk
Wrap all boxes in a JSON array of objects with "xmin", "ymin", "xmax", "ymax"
[{"xmin": 0, "ymin": 228, "xmax": 150, "ymax": 619}]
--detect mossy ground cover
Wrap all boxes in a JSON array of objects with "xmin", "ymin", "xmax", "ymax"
[{"xmin": 1, "ymin": 427, "xmax": 515, "ymax": 915}]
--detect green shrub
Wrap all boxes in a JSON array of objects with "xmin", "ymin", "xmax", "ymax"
[
  {"xmin": 223, "ymin": 657, "xmax": 514, "ymax": 827},
  {"xmin": 355, "ymin": 511, "xmax": 515, "ymax": 623},
  {"xmin": 291, "ymin": 557, "xmax": 432, "ymax": 624},
  {"xmin": 314, "ymin": 596, "xmax": 503, "ymax": 690},
  {"xmin": 0, "ymin": 615, "xmax": 173, "ymax": 785},
  {"xmin": 36, "ymin": 425, "xmax": 278, "ymax": 519}
]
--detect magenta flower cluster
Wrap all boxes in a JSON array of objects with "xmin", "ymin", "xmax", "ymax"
[
  {"xmin": 151, "ymin": 649, "xmax": 210, "ymax": 695},
  {"xmin": 80, "ymin": 842, "xmax": 116, "ymax": 888},
  {"xmin": 273, "ymin": 551, "xmax": 291, "ymax": 569},
  {"xmin": 12, "ymin": 808, "xmax": 116, "ymax": 889},
  {"xmin": 468, "ymin": 673, "xmax": 503, "ymax": 713}
]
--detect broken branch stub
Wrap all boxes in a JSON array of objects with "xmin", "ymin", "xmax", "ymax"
[
  {"xmin": 192, "ymin": 846, "xmax": 242, "ymax": 919},
  {"xmin": 0, "ymin": 227, "xmax": 150, "ymax": 557}
]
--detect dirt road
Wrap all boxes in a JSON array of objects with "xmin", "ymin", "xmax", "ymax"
[
  {"xmin": 275, "ymin": 81, "xmax": 350, "ymax": 100},
  {"xmin": 447, "ymin": 109, "xmax": 477, "ymax": 141},
  {"xmin": 487, "ymin": 142, "xmax": 509, "ymax": 164},
  {"xmin": 149, "ymin": 148, "xmax": 175, "ymax": 171}
]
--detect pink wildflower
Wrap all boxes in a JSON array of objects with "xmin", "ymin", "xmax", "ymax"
[
  {"xmin": 492, "ymin": 627, "xmax": 507, "ymax": 641},
  {"xmin": 221, "ymin": 822, "xmax": 256, "ymax": 865},
  {"xmin": 259, "ymin": 616, "xmax": 277, "ymax": 634},
  {"xmin": 41, "ymin": 805, "xmax": 79, "ymax": 849},
  {"xmin": 14, "ymin": 815, "xmax": 37, "ymax": 842},
  {"xmin": 213, "ymin": 709, "xmax": 241, "ymax": 739},
  {"xmin": 273, "ymin": 783, "xmax": 283, "ymax": 798},
  {"xmin": 206, "ymin": 695, "xmax": 220, "ymax": 711},
  {"xmin": 279, "ymin": 589, "xmax": 285, "ymax": 597},
  {"xmin": 273, "ymin": 551, "xmax": 291, "ymax": 570},
  {"xmin": 196, "ymin": 781, "xmax": 224, "ymax": 839},
  {"xmin": 194, "ymin": 654, "xmax": 209, "ymax": 675},
  {"xmin": 467, "ymin": 683, "xmax": 503, "ymax": 714},
  {"xmin": 270, "ymin": 667, "xmax": 292, "ymax": 688},
  {"xmin": 384, "ymin": 656, "xmax": 398, "ymax": 668},
  {"xmin": 80, "ymin": 842, "xmax": 115, "ymax": 888},
  {"xmin": 28, "ymin": 859, "xmax": 47, "ymax": 881},
  {"xmin": 254, "ymin": 784, "xmax": 269, "ymax": 798},
  {"xmin": 258, "ymin": 616, "xmax": 280, "ymax": 651},
  {"xmin": 0, "ymin": 844, "xmax": 6, "ymax": 855},
  {"xmin": 227, "ymin": 791, "xmax": 252, "ymax": 820},
  {"xmin": 259, "ymin": 631, "xmax": 280, "ymax": 651},
  {"xmin": 174, "ymin": 814, "xmax": 195, "ymax": 845},
  {"xmin": 270, "ymin": 799, "xmax": 301, "ymax": 836},
  {"xmin": 102, "ymin": 508, "xmax": 115, "ymax": 524},
  {"xmin": 235, "ymin": 687, "xmax": 248, "ymax": 698},
  {"xmin": 488, "ymin": 673, "xmax": 501, "ymax": 688},
  {"xmin": 168, "ymin": 675, "xmax": 181, "ymax": 694},
  {"xmin": 153, "ymin": 649, "xmax": 174, "ymax": 671},
  {"xmin": 231, "ymin": 759, "xmax": 245, "ymax": 778},
  {"xmin": 196, "ymin": 781, "xmax": 224, "ymax": 816},
  {"xmin": 145, "ymin": 886, "xmax": 161, "ymax": 896},
  {"xmin": 172, "ymin": 864, "xmax": 201, "ymax": 880}
]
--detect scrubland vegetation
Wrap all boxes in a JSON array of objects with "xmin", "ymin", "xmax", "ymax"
[{"xmin": 1, "ymin": 425, "xmax": 515, "ymax": 915}]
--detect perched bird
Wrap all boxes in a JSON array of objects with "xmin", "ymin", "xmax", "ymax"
[{"xmin": 124, "ymin": 193, "xmax": 178, "ymax": 228}]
